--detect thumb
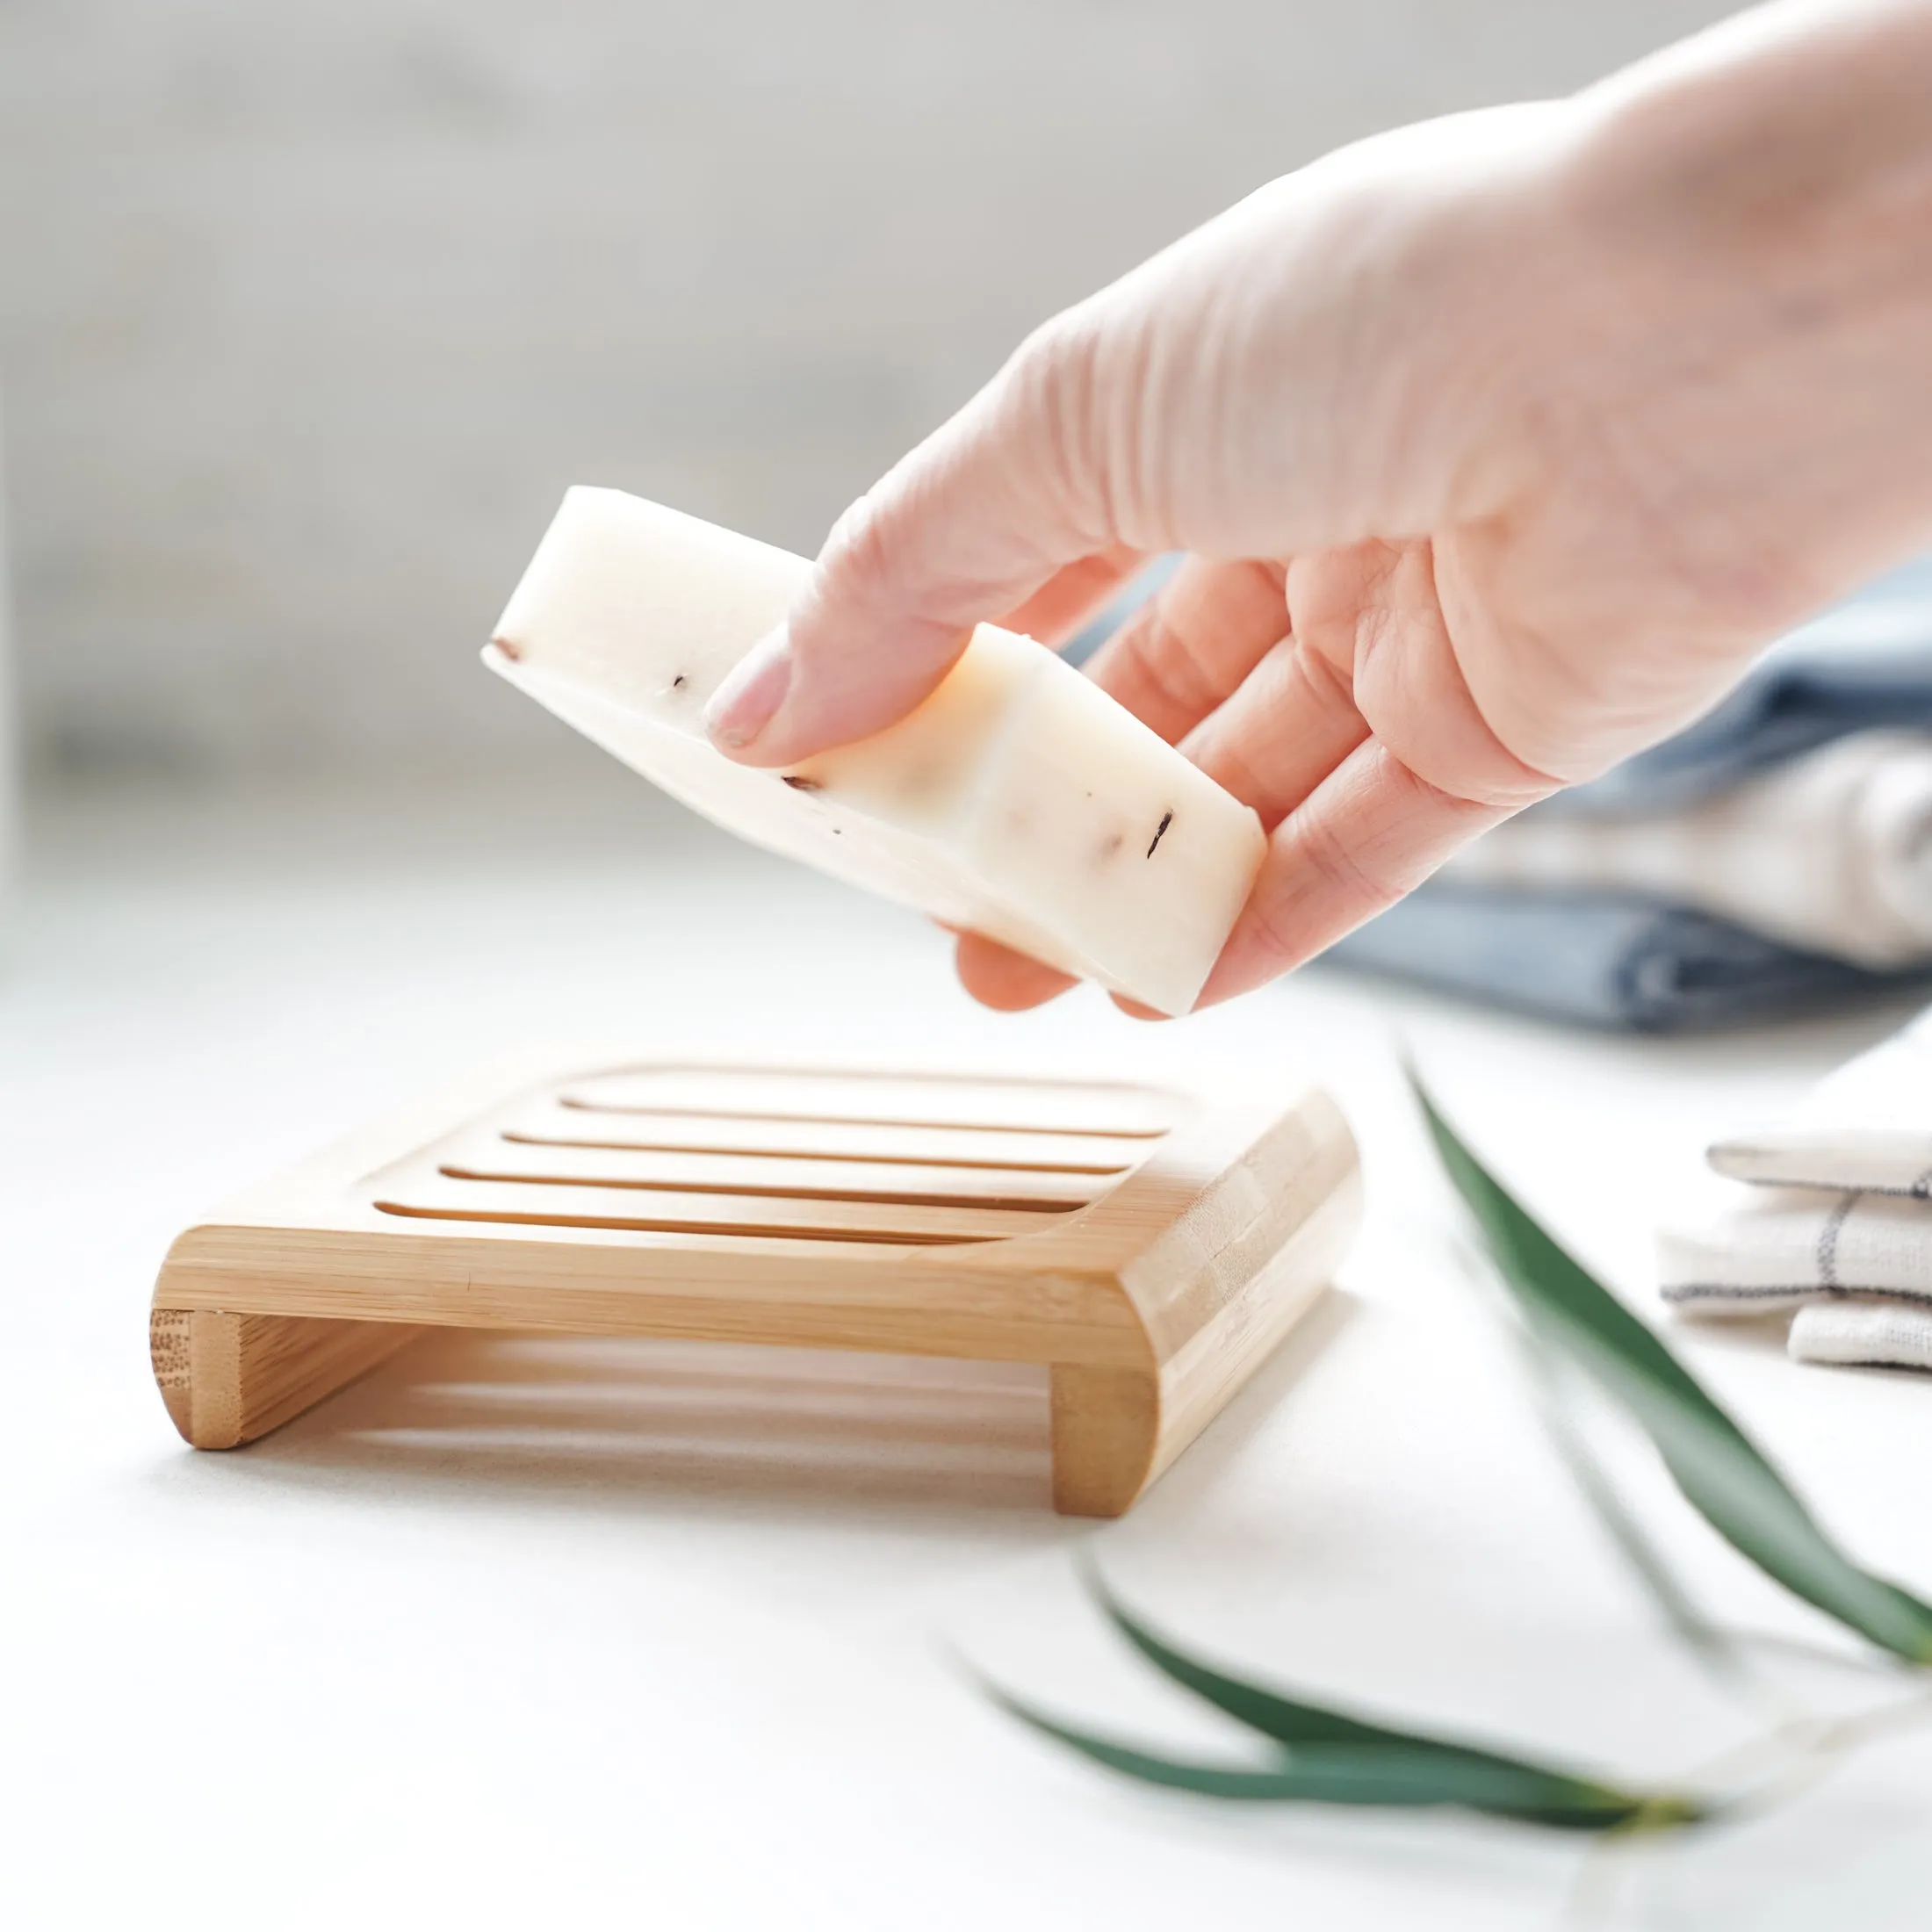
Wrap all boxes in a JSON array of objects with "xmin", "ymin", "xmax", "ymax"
[{"xmin": 703, "ymin": 321, "xmax": 1121, "ymax": 766}]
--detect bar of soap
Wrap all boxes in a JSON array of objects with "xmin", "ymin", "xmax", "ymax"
[{"xmin": 486, "ymin": 487, "xmax": 1265, "ymax": 1015}]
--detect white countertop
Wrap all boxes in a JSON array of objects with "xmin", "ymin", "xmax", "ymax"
[{"xmin": 6, "ymin": 775, "xmax": 1929, "ymax": 1929}]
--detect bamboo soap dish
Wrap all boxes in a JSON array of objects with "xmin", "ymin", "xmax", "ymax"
[{"xmin": 149, "ymin": 1052, "xmax": 1360, "ymax": 1517}]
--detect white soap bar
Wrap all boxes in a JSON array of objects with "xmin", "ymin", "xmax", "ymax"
[{"xmin": 486, "ymin": 487, "xmax": 1265, "ymax": 1015}]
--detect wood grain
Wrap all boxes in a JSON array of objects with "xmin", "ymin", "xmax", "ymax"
[
  {"xmin": 1049, "ymin": 1365, "xmax": 1161, "ymax": 1517},
  {"xmin": 149, "ymin": 1051, "xmax": 1359, "ymax": 1513},
  {"xmin": 150, "ymin": 1307, "xmax": 421, "ymax": 1450}
]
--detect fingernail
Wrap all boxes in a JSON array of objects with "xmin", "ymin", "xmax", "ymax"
[{"xmin": 703, "ymin": 625, "xmax": 793, "ymax": 750}]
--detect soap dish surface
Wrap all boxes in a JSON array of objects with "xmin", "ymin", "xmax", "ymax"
[{"xmin": 150, "ymin": 1049, "xmax": 1359, "ymax": 1516}]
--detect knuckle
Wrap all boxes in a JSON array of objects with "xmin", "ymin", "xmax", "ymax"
[
  {"xmin": 1293, "ymin": 634, "xmax": 1358, "ymax": 713},
  {"xmin": 1241, "ymin": 880, "xmax": 1334, "ymax": 982},
  {"xmin": 1204, "ymin": 736, "xmax": 1273, "ymax": 813},
  {"xmin": 1112, "ymin": 605, "xmax": 1219, "ymax": 719},
  {"xmin": 1298, "ymin": 812, "xmax": 1405, "ymax": 919},
  {"xmin": 1001, "ymin": 301, "xmax": 1122, "ymax": 532},
  {"xmin": 812, "ymin": 487, "xmax": 919, "ymax": 632}
]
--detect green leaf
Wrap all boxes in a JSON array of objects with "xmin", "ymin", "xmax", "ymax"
[
  {"xmin": 1413, "ymin": 1074, "xmax": 1932, "ymax": 1665},
  {"xmin": 1070, "ymin": 1561, "xmax": 1690, "ymax": 1829},
  {"xmin": 987, "ymin": 1685, "xmax": 1696, "ymax": 1832}
]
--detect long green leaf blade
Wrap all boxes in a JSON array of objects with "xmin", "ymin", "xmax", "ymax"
[
  {"xmin": 1082, "ymin": 1560, "xmax": 1643, "ymax": 1813},
  {"xmin": 1415, "ymin": 1076, "xmax": 1932, "ymax": 1664},
  {"xmin": 988, "ymin": 1687, "xmax": 1695, "ymax": 1831}
]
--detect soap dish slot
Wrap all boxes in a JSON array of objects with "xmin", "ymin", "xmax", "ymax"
[
  {"xmin": 361, "ymin": 1068, "xmax": 1167, "ymax": 1248},
  {"xmin": 436, "ymin": 1163, "xmax": 1089, "ymax": 1216},
  {"xmin": 371, "ymin": 1199, "xmax": 991, "ymax": 1246},
  {"xmin": 499, "ymin": 1129, "xmax": 1135, "ymax": 1178}
]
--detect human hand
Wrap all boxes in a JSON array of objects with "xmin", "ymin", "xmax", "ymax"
[{"xmin": 704, "ymin": 2, "xmax": 1932, "ymax": 1012}]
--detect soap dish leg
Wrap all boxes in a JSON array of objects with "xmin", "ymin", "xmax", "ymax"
[
  {"xmin": 149, "ymin": 1308, "xmax": 422, "ymax": 1449},
  {"xmin": 1048, "ymin": 1364, "xmax": 1160, "ymax": 1517}
]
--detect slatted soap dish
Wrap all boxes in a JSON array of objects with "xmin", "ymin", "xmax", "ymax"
[{"xmin": 149, "ymin": 1051, "xmax": 1359, "ymax": 1516}]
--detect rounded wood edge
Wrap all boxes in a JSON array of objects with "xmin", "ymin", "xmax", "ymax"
[{"xmin": 1118, "ymin": 1083, "xmax": 1360, "ymax": 1367}]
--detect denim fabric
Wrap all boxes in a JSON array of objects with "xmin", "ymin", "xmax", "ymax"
[{"xmin": 1321, "ymin": 886, "xmax": 1927, "ymax": 1032}]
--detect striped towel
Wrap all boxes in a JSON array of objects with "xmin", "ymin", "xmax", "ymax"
[
  {"xmin": 1659, "ymin": 1003, "xmax": 1932, "ymax": 1371},
  {"xmin": 1447, "ymin": 732, "xmax": 1932, "ymax": 970}
]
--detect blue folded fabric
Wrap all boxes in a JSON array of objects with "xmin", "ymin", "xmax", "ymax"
[{"xmin": 1321, "ymin": 886, "xmax": 1925, "ymax": 1033}]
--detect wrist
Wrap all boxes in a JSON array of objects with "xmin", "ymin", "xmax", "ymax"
[{"xmin": 1539, "ymin": 3, "xmax": 1932, "ymax": 623}]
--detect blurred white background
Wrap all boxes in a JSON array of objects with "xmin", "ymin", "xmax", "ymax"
[
  {"xmin": 0, "ymin": 0, "xmax": 1739, "ymax": 789},
  {"xmin": 17, "ymin": 15, "xmax": 1932, "ymax": 1927}
]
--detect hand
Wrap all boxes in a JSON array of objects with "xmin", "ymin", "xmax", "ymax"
[{"xmin": 705, "ymin": 0, "xmax": 1932, "ymax": 1012}]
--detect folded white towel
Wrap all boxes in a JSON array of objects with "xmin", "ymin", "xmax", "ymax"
[
  {"xmin": 1658, "ymin": 1003, "xmax": 1932, "ymax": 1372},
  {"xmin": 1791, "ymin": 1301, "xmax": 1932, "ymax": 1370},
  {"xmin": 1450, "ymin": 732, "xmax": 1932, "ymax": 969},
  {"xmin": 1705, "ymin": 999, "xmax": 1932, "ymax": 1192},
  {"xmin": 1662, "ymin": 1182, "xmax": 1932, "ymax": 1310}
]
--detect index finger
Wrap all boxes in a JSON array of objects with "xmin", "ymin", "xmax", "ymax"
[{"xmin": 706, "ymin": 329, "xmax": 1119, "ymax": 768}]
